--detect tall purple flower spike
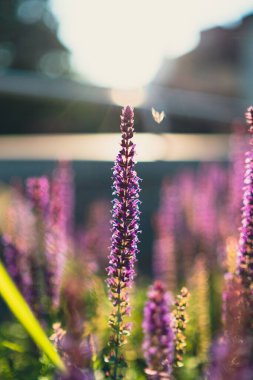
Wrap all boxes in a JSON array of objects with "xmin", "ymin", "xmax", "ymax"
[
  {"xmin": 142, "ymin": 281, "xmax": 174, "ymax": 380},
  {"xmin": 238, "ymin": 106, "xmax": 253, "ymax": 290},
  {"xmin": 106, "ymin": 106, "xmax": 141, "ymax": 378}
]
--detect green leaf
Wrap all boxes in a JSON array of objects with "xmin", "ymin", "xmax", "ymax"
[
  {"xmin": 0, "ymin": 261, "xmax": 66, "ymax": 373},
  {"xmin": 1, "ymin": 340, "xmax": 24, "ymax": 353}
]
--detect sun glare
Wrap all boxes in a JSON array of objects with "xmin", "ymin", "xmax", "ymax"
[
  {"xmin": 110, "ymin": 88, "xmax": 146, "ymax": 107},
  {"xmin": 50, "ymin": 0, "xmax": 253, "ymax": 89}
]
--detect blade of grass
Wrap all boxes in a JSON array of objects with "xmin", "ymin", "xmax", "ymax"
[
  {"xmin": 1, "ymin": 340, "xmax": 25, "ymax": 353},
  {"xmin": 0, "ymin": 261, "xmax": 66, "ymax": 373}
]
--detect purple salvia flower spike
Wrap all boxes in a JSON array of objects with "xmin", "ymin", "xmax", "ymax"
[
  {"xmin": 238, "ymin": 106, "xmax": 253, "ymax": 292},
  {"xmin": 142, "ymin": 281, "xmax": 174, "ymax": 380},
  {"xmin": 106, "ymin": 106, "xmax": 141, "ymax": 379}
]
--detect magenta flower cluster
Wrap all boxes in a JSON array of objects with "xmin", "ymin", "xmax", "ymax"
[{"xmin": 142, "ymin": 281, "xmax": 174, "ymax": 379}]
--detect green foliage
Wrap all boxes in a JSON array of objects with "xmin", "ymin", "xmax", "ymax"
[
  {"xmin": 39, "ymin": 352, "xmax": 55, "ymax": 378},
  {"xmin": 0, "ymin": 261, "xmax": 66, "ymax": 373},
  {"xmin": 0, "ymin": 260, "xmax": 228, "ymax": 380},
  {"xmin": 0, "ymin": 322, "xmax": 41, "ymax": 379}
]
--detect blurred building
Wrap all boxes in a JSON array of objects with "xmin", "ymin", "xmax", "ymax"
[
  {"xmin": 152, "ymin": 13, "xmax": 253, "ymax": 133},
  {"xmin": 0, "ymin": 10, "xmax": 253, "ymax": 134}
]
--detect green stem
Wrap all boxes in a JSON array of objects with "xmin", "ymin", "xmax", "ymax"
[{"xmin": 113, "ymin": 272, "xmax": 122, "ymax": 379}]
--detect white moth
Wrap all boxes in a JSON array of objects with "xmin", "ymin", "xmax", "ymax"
[{"xmin": 151, "ymin": 108, "xmax": 166, "ymax": 124}]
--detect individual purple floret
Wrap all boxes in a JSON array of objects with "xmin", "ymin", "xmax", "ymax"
[
  {"xmin": 142, "ymin": 281, "xmax": 174, "ymax": 380},
  {"xmin": 238, "ymin": 106, "xmax": 253, "ymax": 290},
  {"xmin": 106, "ymin": 106, "xmax": 141, "ymax": 378}
]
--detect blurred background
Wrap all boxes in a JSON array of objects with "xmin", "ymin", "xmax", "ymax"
[{"xmin": 1, "ymin": 0, "xmax": 253, "ymax": 270}]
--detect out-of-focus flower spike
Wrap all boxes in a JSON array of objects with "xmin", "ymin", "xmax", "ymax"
[
  {"xmin": 51, "ymin": 323, "xmax": 95, "ymax": 380},
  {"xmin": 192, "ymin": 258, "xmax": 211, "ymax": 363},
  {"xmin": 3, "ymin": 190, "xmax": 36, "ymax": 306},
  {"xmin": 2, "ymin": 236, "xmax": 22, "ymax": 289},
  {"xmin": 193, "ymin": 166, "xmax": 218, "ymax": 253},
  {"xmin": 26, "ymin": 176, "xmax": 50, "ymax": 215},
  {"xmin": 142, "ymin": 281, "xmax": 174, "ymax": 379},
  {"xmin": 26, "ymin": 176, "xmax": 51, "ymax": 316},
  {"xmin": 46, "ymin": 162, "xmax": 74, "ymax": 309},
  {"xmin": 53, "ymin": 161, "xmax": 75, "ymax": 236},
  {"xmin": 153, "ymin": 181, "xmax": 177, "ymax": 292},
  {"xmin": 76, "ymin": 199, "xmax": 111, "ymax": 273},
  {"xmin": 173, "ymin": 287, "xmax": 190, "ymax": 368}
]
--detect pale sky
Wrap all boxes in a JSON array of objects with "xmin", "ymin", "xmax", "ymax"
[{"xmin": 50, "ymin": 0, "xmax": 253, "ymax": 89}]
